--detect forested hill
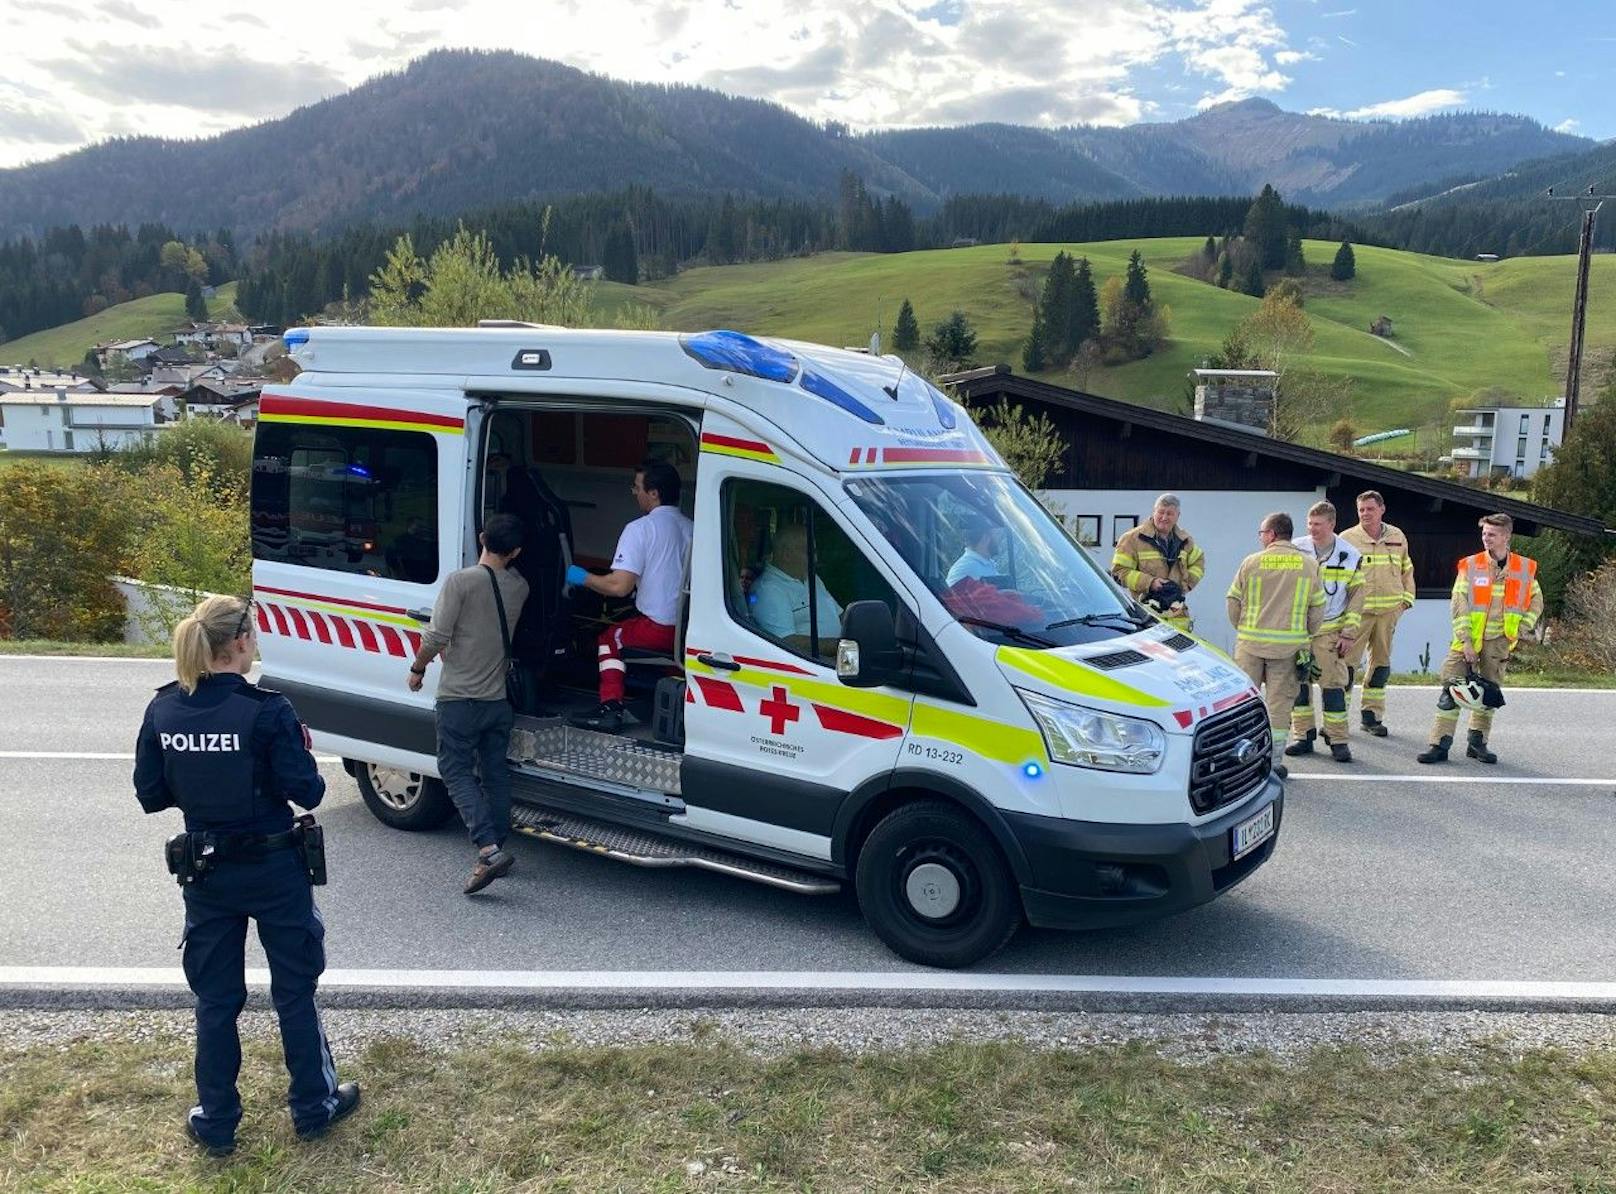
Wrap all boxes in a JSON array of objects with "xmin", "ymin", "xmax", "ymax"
[{"xmin": 0, "ymin": 50, "xmax": 1589, "ymax": 243}]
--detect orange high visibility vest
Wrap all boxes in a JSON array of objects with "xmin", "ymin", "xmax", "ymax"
[{"xmin": 1460, "ymin": 551, "xmax": 1537, "ymax": 648}]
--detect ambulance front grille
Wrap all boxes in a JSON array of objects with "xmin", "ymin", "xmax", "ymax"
[
  {"xmin": 1189, "ymin": 699, "xmax": 1271, "ymax": 815},
  {"xmin": 509, "ymin": 719, "xmax": 682, "ymax": 795}
]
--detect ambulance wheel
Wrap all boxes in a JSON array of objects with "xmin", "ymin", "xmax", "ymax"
[
  {"xmin": 855, "ymin": 801, "xmax": 1020, "ymax": 968},
  {"xmin": 353, "ymin": 761, "xmax": 454, "ymax": 831}
]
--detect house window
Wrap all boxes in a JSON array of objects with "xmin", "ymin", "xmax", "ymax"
[
  {"xmin": 1112, "ymin": 514, "xmax": 1139, "ymax": 546},
  {"xmin": 1072, "ymin": 515, "xmax": 1102, "ymax": 548}
]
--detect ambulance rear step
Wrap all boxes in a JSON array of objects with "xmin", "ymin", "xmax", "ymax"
[{"xmin": 509, "ymin": 805, "xmax": 841, "ymax": 896}]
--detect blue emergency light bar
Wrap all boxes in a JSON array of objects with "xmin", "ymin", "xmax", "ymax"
[{"xmin": 679, "ymin": 330, "xmax": 798, "ymax": 382}]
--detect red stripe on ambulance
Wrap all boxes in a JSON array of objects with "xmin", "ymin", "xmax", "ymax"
[
  {"xmin": 377, "ymin": 625, "xmax": 407, "ymax": 657},
  {"xmin": 692, "ymin": 676, "xmax": 744, "ymax": 711},
  {"xmin": 811, "ymin": 704, "xmax": 903, "ymax": 740},
  {"xmin": 259, "ymin": 394, "xmax": 464, "ymax": 430},
  {"xmin": 700, "ymin": 432, "xmax": 773, "ymax": 455}
]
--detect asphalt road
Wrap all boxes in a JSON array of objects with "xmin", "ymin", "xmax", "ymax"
[{"xmin": 3, "ymin": 656, "xmax": 1614, "ymax": 980}]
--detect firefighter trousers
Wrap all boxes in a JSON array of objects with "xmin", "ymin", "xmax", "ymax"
[{"xmin": 1430, "ymin": 637, "xmax": 1510, "ymax": 744}]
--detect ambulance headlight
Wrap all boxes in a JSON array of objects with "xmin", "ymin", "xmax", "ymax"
[{"xmin": 1016, "ymin": 690, "xmax": 1165, "ymax": 774}]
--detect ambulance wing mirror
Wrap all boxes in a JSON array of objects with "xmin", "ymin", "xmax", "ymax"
[{"xmin": 836, "ymin": 601, "xmax": 900, "ymax": 688}]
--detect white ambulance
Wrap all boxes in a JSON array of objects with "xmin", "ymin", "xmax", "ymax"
[{"xmin": 250, "ymin": 324, "xmax": 1281, "ymax": 967}]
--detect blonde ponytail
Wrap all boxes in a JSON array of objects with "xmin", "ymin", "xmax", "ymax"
[{"xmin": 172, "ymin": 595, "xmax": 251, "ymax": 694}]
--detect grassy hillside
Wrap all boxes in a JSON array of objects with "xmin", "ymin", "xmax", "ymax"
[
  {"xmin": 593, "ymin": 240, "xmax": 1615, "ymax": 445},
  {"xmin": 1, "ymin": 283, "xmax": 240, "ymax": 369}
]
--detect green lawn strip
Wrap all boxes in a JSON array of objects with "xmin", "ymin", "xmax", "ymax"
[
  {"xmin": 0, "ymin": 640, "xmax": 167, "ymax": 658},
  {"xmin": 4, "ymin": 1035, "xmax": 1616, "ymax": 1190}
]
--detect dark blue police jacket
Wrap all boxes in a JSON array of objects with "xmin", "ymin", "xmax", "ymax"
[{"xmin": 134, "ymin": 673, "xmax": 326, "ymax": 835}]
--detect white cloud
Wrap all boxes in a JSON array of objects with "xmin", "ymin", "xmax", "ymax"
[
  {"xmin": 0, "ymin": 0, "xmax": 1362, "ymax": 167},
  {"xmin": 1319, "ymin": 7, "xmax": 1355, "ymax": 15},
  {"xmin": 1555, "ymin": 118, "xmax": 1580, "ymax": 133},
  {"xmin": 1310, "ymin": 88, "xmax": 1467, "ymax": 121}
]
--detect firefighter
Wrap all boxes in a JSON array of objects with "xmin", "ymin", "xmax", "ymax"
[
  {"xmin": 1417, "ymin": 513, "xmax": 1543, "ymax": 765},
  {"xmin": 1287, "ymin": 501, "xmax": 1365, "ymax": 764},
  {"xmin": 1226, "ymin": 511, "xmax": 1327, "ymax": 779},
  {"xmin": 1341, "ymin": 490, "xmax": 1415, "ymax": 736},
  {"xmin": 1111, "ymin": 493, "xmax": 1205, "ymax": 631}
]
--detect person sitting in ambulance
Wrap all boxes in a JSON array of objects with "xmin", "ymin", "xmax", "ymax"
[
  {"xmin": 749, "ymin": 523, "xmax": 843, "ymax": 652},
  {"xmin": 946, "ymin": 515, "xmax": 1005, "ymax": 587}
]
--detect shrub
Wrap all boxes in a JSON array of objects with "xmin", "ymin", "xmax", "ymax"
[
  {"xmin": 1543, "ymin": 559, "xmax": 1616, "ymax": 672},
  {"xmin": 971, "ymin": 397, "xmax": 1066, "ymax": 489},
  {"xmin": 123, "ymin": 463, "xmax": 251, "ymax": 639},
  {"xmin": 0, "ymin": 464, "xmax": 130, "ymax": 641}
]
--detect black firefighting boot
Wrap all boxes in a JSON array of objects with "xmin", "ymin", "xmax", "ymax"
[
  {"xmin": 1362, "ymin": 710, "xmax": 1389, "ymax": 738},
  {"xmin": 1284, "ymin": 729, "xmax": 1315, "ymax": 757},
  {"xmin": 1466, "ymin": 730, "xmax": 1497, "ymax": 765},
  {"xmin": 1416, "ymin": 735, "xmax": 1451, "ymax": 765},
  {"xmin": 1330, "ymin": 741, "xmax": 1352, "ymax": 763}
]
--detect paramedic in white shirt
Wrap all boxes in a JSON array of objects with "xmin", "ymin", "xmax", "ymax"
[
  {"xmin": 567, "ymin": 459, "xmax": 693, "ymax": 732},
  {"xmin": 946, "ymin": 516, "xmax": 1004, "ymax": 587},
  {"xmin": 750, "ymin": 522, "xmax": 843, "ymax": 650}
]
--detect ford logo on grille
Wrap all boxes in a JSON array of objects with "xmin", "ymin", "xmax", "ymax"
[{"xmin": 1232, "ymin": 737, "xmax": 1259, "ymax": 765}]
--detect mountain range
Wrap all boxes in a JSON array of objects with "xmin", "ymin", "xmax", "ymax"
[{"xmin": 0, "ymin": 49, "xmax": 1594, "ymax": 243}]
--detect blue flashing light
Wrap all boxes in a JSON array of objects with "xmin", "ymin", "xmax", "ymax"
[
  {"xmin": 679, "ymin": 330, "xmax": 798, "ymax": 383},
  {"xmin": 801, "ymin": 368, "xmax": 885, "ymax": 425},
  {"xmin": 928, "ymin": 384, "xmax": 958, "ymax": 430},
  {"xmin": 345, "ymin": 464, "xmax": 372, "ymax": 478},
  {"xmin": 1021, "ymin": 761, "xmax": 1044, "ymax": 780},
  {"xmin": 283, "ymin": 329, "xmax": 310, "ymax": 349}
]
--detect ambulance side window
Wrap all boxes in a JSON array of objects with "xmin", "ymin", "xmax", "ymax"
[
  {"xmin": 251, "ymin": 423, "xmax": 439, "ymax": 582},
  {"xmin": 722, "ymin": 479, "xmax": 898, "ymax": 666}
]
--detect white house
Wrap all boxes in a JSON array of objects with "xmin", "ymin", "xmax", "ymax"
[
  {"xmin": 0, "ymin": 367, "xmax": 99, "ymax": 393},
  {"xmin": 1447, "ymin": 401, "xmax": 1565, "ymax": 480},
  {"xmin": 0, "ymin": 391, "xmax": 168, "ymax": 452},
  {"xmin": 173, "ymin": 323, "xmax": 254, "ymax": 350},
  {"xmin": 948, "ymin": 367, "xmax": 1608, "ymax": 673},
  {"xmin": 105, "ymin": 338, "xmax": 161, "ymax": 364}
]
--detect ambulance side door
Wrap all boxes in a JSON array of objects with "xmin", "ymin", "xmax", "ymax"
[
  {"xmin": 678, "ymin": 427, "xmax": 916, "ymax": 860},
  {"xmin": 250, "ymin": 382, "xmax": 473, "ymax": 767}
]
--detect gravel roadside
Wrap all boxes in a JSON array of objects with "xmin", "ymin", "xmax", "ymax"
[{"xmin": 7, "ymin": 1007, "xmax": 1616, "ymax": 1064}]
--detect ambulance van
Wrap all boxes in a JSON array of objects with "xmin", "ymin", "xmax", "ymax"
[{"xmin": 251, "ymin": 325, "xmax": 1282, "ymax": 967}]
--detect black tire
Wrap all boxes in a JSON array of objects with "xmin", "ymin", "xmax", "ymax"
[
  {"xmin": 352, "ymin": 760, "xmax": 454, "ymax": 831},
  {"xmin": 854, "ymin": 800, "xmax": 1021, "ymax": 968}
]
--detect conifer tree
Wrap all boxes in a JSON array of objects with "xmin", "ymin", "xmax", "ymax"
[
  {"xmin": 1284, "ymin": 228, "xmax": 1306, "ymax": 276},
  {"xmin": 892, "ymin": 298, "xmax": 919, "ymax": 350},
  {"xmin": 1071, "ymin": 257, "xmax": 1099, "ymax": 349},
  {"xmin": 1022, "ymin": 305, "xmax": 1048, "ymax": 373},
  {"xmin": 1243, "ymin": 184, "xmax": 1288, "ymax": 271},
  {"xmin": 1038, "ymin": 251, "xmax": 1075, "ymax": 364},
  {"xmin": 184, "ymin": 278, "xmax": 207, "ymax": 322},
  {"xmin": 1242, "ymin": 256, "xmax": 1266, "ymax": 298},
  {"xmin": 1123, "ymin": 250, "xmax": 1152, "ymax": 310},
  {"xmin": 1331, "ymin": 240, "xmax": 1357, "ymax": 281},
  {"xmin": 1216, "ymin": 253, "xmax": 1234, "ymax": 289}
]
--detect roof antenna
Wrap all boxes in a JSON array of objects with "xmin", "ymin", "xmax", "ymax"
[{"xmin": 883, "ymin": 357, "xmax": 907, "ymax": 402}]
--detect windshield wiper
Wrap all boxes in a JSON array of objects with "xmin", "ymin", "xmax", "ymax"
[
  {"xmin": 956, "ymin": 616, "xmax": 1058, "ymax": 648},
  {"xmin": 1044, "ymin": 610, "xmax": 1150, "ymax": 632}
]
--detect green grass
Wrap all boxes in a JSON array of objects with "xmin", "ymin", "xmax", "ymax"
[
  {"xmin": 0, "ymin": 639, "xmax": 166, "ymax": 657},
  {"xmin": 593, "ymin": 240, "xmax": 1616, "ymax": 443},
  {"xmin": 8, "ymin": 1032, "xmax": 1616, "ymax": 1190},
  {"xmin": 0, "ymin": 451, "xmax": 83, "ymax": 469},
  {"xmin": 1, "ymin": 282, "xmax": 239, "ymax": 369}
]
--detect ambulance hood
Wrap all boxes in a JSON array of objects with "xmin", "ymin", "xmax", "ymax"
[{"xmin": 992, "ymin": 626, "xmax": 1260, "ymax": 734}]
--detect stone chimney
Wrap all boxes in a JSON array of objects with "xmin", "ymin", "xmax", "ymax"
[{"xmin": 1192, "ymin": 369, "xmax": 1277, "ymax": 435}]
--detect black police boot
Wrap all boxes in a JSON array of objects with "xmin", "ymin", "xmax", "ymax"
[
  {"xmin": 1362, "ymin": 710, "xmax": 1389, "ymax": 738},
  {"xmin": 1330, "ymin": 741, "xmax": 1353, "ymax": 764},
  {"xmin": 297, "ymin": 1082, "xmax": 362, "ymax": 1142},
  {"xmin": 186, "ymin": 1109, "xmax": 235, "ymax": 1158},
  {"xmin": 570, "ymin": 700, "xmax": 632, "ymax": 733},
  {"xmin": 1283, "ymin": 730, "xmax": 1315, "ymax": 757},
  {"xmin": 1416, "ymin": 735, "xmax": 1452, "ymax": 765},
  {"xmin": 1466, "ymin": 730, "xmax": 1498, "ymax": 765}
]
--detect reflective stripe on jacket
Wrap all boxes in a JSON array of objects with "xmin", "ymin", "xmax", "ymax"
[
  {"xmin": 1341, "ymin": 522, "xmax": 1415, "ymax": 613},
  {"xmin": 1451, "ymin": 551, "xmax": 1543, "ymax": 650},
  {"xmin": 1110, "ymin": 524, "xmax": 1205, "ymax": 598},
  {"xmin": 1226, "ymin": 541, "xmax": 1327, "ymax": 654}
]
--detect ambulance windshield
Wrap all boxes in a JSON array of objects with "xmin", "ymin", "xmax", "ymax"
[{"xmin": 846, "ymin": 472, "xmax": 1148, "ymax": 648}]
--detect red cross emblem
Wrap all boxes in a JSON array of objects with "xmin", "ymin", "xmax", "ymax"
[{"xmin": 759, "ymin": 685, "xmax": 800, "ymax": 736}]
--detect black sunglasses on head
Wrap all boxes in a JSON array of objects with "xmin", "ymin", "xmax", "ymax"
[{"xmin": 234, "ymin": 599, "xmax": 254, "ymax": 639}]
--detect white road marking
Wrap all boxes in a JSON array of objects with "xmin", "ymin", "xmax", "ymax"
[
  {"xmin": 1287, "ymin": 773, "xmax": 1613, "ymax": 785},
  {"xmin": 0, "ymin": 751, "xmax": 343, "ymax": 762},
  {"xmin": 4, "ymin": 967, "xmax": 1616, "ymax": 1001}
]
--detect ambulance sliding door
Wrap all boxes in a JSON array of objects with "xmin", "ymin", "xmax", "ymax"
[{"xmin": 679, "ymin": 428, "xmax": 915, "ymax": 859}]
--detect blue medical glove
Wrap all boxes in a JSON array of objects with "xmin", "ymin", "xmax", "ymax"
[{"xmin": 565, "ymin": 564, "xmax": 589, "ymax": 588}]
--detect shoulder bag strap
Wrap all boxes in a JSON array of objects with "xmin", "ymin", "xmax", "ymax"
[{"xmin": 482, "ymin": 564, "xmax": 512, "ymax": 662}]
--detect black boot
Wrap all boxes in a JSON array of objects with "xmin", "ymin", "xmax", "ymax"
[
  {"xmin": 1416, "ymin": 735, "xmax": 1451, "ymax": 765},
  {"xmin": 570, "ymin": 700, "xmax": 632, "ymax": 732},
  {"xmin": 1466, "ymin": 730, "xmax": 1497, "ymax": 764},
  {"xmin": 1330, "ymin": 741, "xmax": 1353, "ymax": 764},
  {"xmin": 1284, "ymin": 729, "xmax": 1315, "ymax": 757},
  {"xmin": 1362, "ymin": 710, "xmax": 1389, "ymax": 738}
]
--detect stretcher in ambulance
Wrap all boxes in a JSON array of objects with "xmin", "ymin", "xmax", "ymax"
[{"xmin": 250, "ymin": 325, "xmax": 1282, "ymax": 967}]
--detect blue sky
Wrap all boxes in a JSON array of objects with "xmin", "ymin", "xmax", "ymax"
[{"xmin": 0, "ymin": 0, "xmax": 1608, "ymax": 170}]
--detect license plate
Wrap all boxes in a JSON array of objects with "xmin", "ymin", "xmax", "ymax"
[{"xmin": 1231, "ymin": 804, "xmax": 1276, "ymax": 860}]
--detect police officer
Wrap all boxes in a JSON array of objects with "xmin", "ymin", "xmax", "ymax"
[{"xmin": 134, "ymin": 595, "xmax": 359, "ymax": 1157}]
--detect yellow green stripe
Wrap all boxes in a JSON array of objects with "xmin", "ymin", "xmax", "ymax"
[
  {"xmin": 996, "ymin": 647, "xmax": 1170, "ymax": 708},
  {"xmin": 911, "ymin": 703, "xmax": 1045, "ymax": 765}
]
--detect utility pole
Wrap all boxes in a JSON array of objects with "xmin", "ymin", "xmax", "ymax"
[{"xmin": 1549, "ymin": 187, "xmax": 1614, "ymax": 431}]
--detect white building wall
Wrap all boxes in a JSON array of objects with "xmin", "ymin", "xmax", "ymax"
[
  {"xmin": 0, "ymin": 401, "xmax": 156, "ymax": 451},
  {"xmin": 1039, "ymin": 486, "xmax": 1452, "ymax": 673}
]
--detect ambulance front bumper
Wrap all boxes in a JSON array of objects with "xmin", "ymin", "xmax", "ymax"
[{"xmin": 1006, "ymin": 776, "xmax": 1284, "ymax": 931}]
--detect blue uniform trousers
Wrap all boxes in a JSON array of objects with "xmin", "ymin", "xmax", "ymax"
[{"xmin": 181, "ymin": 848, "xmax": 339, "ymax": 1144}]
